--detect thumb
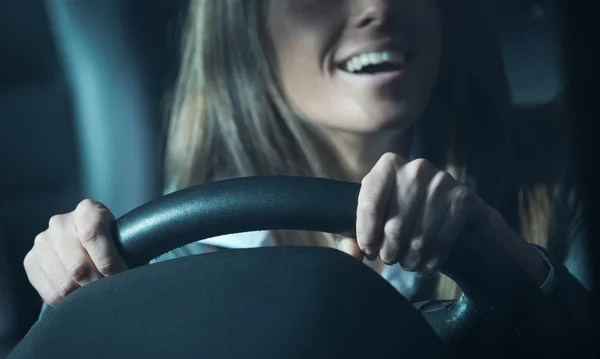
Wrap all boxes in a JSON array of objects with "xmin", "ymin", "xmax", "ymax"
[{"xmin": 334, "ymin": 236, "xmax": 364, "ymax": 261}]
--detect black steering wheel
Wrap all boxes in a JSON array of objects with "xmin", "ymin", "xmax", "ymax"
[{"xmin": 10, "ymin": 177, "xmax": 556, "ymax": 359}]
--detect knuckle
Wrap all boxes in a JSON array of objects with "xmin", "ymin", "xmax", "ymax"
[
  {"xmin": 432, "ymin": 171, "xmax": 454, "ymax": 189},
  {"xmin": 76, "ymin": 199, "xmax": 99, "ymax": 213},
  {"xmin": 55, "ymin": 280, "xmax": 78, "ymax": 298},
  {"xmin": 95, "ymin": 258, "xmax": 119, "ymax": 276},
  {"xmin": 372, "ymin": 153, "xmax": 403, "ymax": 176},
  {"xmin": 403, "ymin": 158, "xmax": 431, "ymax": 181},
  {"xmin": 413, "ymin": 158, "xmax": 430, "ymax": 168},
  {"xmin": 451, "ymin": 186, "xmax": 478, "ymax": 213},
  {"xmin": 381, "ymin": 152, "xmax": 401, "ymax": 166},
  {"xmin": 76, "ymin": 214, "xmax": 109, "ymax": 246},
  {"xmin": 413, "ymin": 158, "xmax": 432, "ymax": 177},
  {"xmin": 33, "ymin": 233, "xmax": 47, "ymax": 246},
  {"xmin": 23, "ymin": 251, "xmax": 35, "ymax": 270},
  {"xmin": 77, "ymin": 221, "xmax": 104, "ymax": 246},
  {"xmin": 75, "ymin": 201, "xmax": 112, "ymax": 245},
  {"xmin": 383, "ymin": 218, "xmax": 403, "ymax": 240},
  {"xmin": 67, "ymin": 261, "xmax": 93, "ymax": 283},
  {"xmin": 48, "ymin": 214, "xmax": 64, "ymax": 228}
]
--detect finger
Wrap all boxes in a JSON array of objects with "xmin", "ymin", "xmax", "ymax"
[
  {"xmin": 426, "ymin": 186, "xmax": 483, "ymax": 272},
  {"xmin": 401, "ymin": 171, "xmax": 454, "ymax": 272},
  {"xmin": 24, "ymin": 251, "xmax": 62, "ymax": 307},
  {"xmin": 36, "ymin": 246, "xmax": 81, "ymax": 305},
  {"xmin": 27, "ymin": 264, "xmax": 62, "ymax": 307},
  {"xmin": 380, "ymin": 159, "xmax": 432, "ymax": 266},
  {"xmin": 357, "ymin": 153, "xmax": 407, "ymax": 258},
  {"xmin": 52, "ymin": 227, "xmax": 104, "ymax": 286},
  {"xmin": 334, "ymin": 236, "xmax": 364, "ymax": 261},
  {"xmin": 74, "ymin": 200, "xmax": 127, "ymax": 276},
  {"xmin": 379, "ymin": 213, "xmax": 402, "ymax": 264}
]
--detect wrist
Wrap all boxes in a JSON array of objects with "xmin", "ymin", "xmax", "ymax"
[
  {"xmin": 524, "ymin": 246, "xmax": 551, "ymax": 286},
  {"xmin": 476, "ymin": 206, "xmax": 550, "ymax": 286}
]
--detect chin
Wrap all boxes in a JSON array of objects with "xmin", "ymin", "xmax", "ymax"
[
  {"xmin": 351, "ymin": 112, "xmax": 417, "ymax": 134},
  {"xmin": 302, "ymin": 102, "xmax": 419, "ymax": 136},
  {"xmin": 351, "ymin": 98, "xmax": 418, "ymax": 131}
]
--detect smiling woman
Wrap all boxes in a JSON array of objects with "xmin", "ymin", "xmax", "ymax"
[
  {"xmin": 162, "ymin": 0, "xmax": 573, "ymax": 301},
  {"xmin": 265, "ymin": 0, "xmax": 442, "ymax": 136},
  {"xmin": 24, "ymin": 1, "xmax": 591, "ymax": 345}
]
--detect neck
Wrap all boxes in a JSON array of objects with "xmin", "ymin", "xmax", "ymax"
[{"xmin": 316, "ymin": 127, "xmax": 415, "ymax": 182}]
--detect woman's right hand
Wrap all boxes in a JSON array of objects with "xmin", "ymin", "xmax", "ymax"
[{"xmin": 23, "ymin": 199, "xmax": 128, "ymax": 307}]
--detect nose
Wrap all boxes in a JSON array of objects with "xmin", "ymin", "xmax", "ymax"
[{"xmin": 352, "ymin": 0, "xmax": 393, "ymax": 29}]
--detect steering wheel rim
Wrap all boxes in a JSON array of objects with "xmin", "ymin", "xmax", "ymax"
[
  {"xmin": 30, "ymin": 176, "xmax": 552, "ymax": 357},
  {"xmin": 113, "ymin": 176, "xmax": 361, "ymax": 268},
  {"xmin": 110, "ymin": 176, "xmax": 540, "ymax": 311}
]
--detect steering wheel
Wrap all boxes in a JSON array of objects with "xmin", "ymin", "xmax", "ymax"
[{"xmin": 10, "ymin": 177, "xmax": 554, "ymax": 359}]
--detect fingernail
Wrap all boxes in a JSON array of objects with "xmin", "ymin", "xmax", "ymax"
[{"xmin": 364, "ymin": 250, "xmax": 377, "ymax": 261}]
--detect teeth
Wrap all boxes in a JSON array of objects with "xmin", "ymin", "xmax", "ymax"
[{"xmin": 345, "ymin": 51, "xmax": 406, "ymax": 73}]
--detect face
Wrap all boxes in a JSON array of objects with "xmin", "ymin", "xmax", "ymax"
[{"xmin": 266, "ymin": 0, "xmax": 443, "ymax": 134}]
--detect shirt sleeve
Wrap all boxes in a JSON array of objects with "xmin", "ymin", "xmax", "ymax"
[{"xmin": 532, "ymin": 245, "xmax": 558, "ymax": 294}]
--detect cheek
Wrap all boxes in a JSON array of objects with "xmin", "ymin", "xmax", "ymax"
[
  {"xmin": 278, "ymin": 51, "xmax": 339, "ymax": 123},
  {"xmin": 273, "ymin": 36, "xmax": 351, "ymax": 130},
  {"xmin": 280, "ymin": 63, "xmax": 370, "ymax": 132},
  {"xmin": 268, "ymin": 7, "xmax": 344, "ymax": 127}
]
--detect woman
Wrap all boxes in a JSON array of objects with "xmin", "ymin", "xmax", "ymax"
[{"xmin": 25, "ymin": 0, "xmax": 590, "ymax": 321}]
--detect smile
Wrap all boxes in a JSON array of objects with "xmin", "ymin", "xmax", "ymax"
[{"xmin": 339, "ymin": 50, "xmax": 412, "ymax": 75}]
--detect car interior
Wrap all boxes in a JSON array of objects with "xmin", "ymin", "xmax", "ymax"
[{"xmin": 0, "ymin": 0, "xmax": 587, "ymax": 357}]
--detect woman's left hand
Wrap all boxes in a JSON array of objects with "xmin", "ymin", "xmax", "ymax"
[
  {"xmin": 337, "ymin": 153, "xmax": 549, "ymax": 284},
  {"xmin": 353, "ymin": 153, "xmax": 486, "ymax": 275}
]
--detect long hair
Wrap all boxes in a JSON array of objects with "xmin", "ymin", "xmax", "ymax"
[{"xmin": 165, "ymin": 0, "xmax": 560, "ymax": 300}]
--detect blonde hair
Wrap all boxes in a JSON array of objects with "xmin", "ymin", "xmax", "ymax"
[{"xmin": 165, "ymin": 0, "xmax": 556, "ymax": 300}]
